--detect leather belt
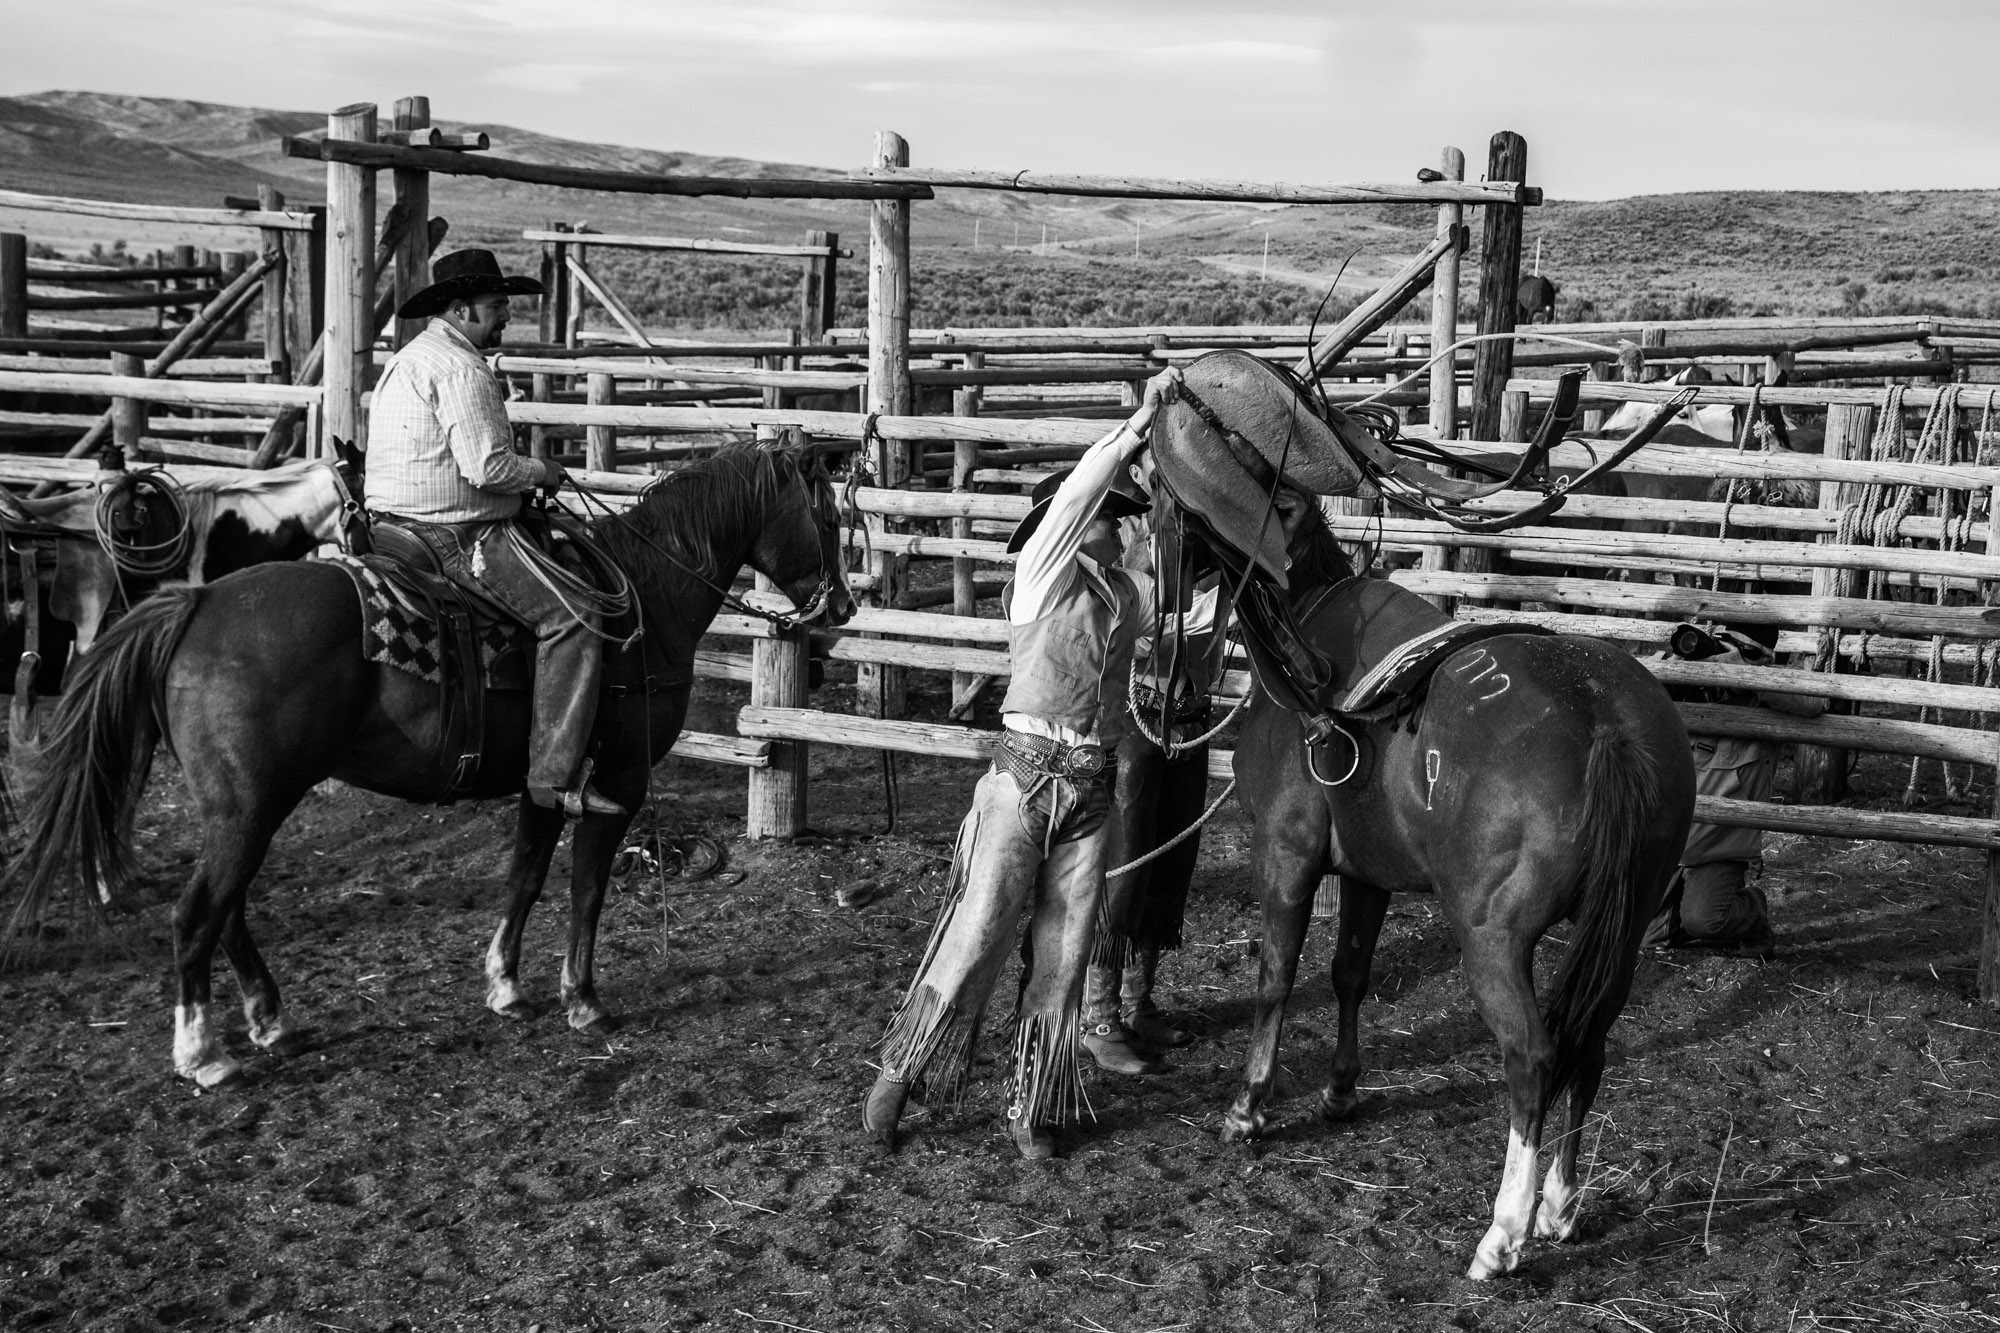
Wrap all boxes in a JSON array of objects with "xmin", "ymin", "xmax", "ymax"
[{"xmin": 997, "ymin": 729, "xmax": 1114, "ymax": 785}]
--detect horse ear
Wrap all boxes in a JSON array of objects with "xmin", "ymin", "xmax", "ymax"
[{"xmin": 330, "ymin": 435, "xmax": 366, "ymax": 475}]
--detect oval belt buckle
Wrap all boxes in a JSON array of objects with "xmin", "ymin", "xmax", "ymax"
[{"xmin": 1065, "ymin": 745, "xmax": 1105, "ymax": 779}]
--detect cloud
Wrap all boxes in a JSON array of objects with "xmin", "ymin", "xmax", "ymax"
[{"xmin": 484, "ymin": 63, "xmax": 620, "ymax": 94}]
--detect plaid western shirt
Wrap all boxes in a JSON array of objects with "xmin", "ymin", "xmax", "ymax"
[{"xmin": 364, "ymin": 319, "xmax": 545, "ymax": 522}]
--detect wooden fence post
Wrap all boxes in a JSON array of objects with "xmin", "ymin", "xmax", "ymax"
[
  {"xmin": 529, "ymin": 372, "xmax": 554, "ymax": 460},
  {"xmin": 323, "ymin": 101, "xmax": 377, "ymax": 457},
  {"xmin": 256, "ymin": 186, "xmax": 289, "ymax": 380},
  {"xmin": 0, "ymin": 233, "xmax": 27, "ymax": 339},
  {"xmin": 1985, "ymin": 735, "xmax": 2000, "ymax": 1005},
  {"xmin": 1427, "ymin": 146, "xmax": 1464, "ymax": 440},
  {"xmin": 1794, "ymin": 401, "xmax": 1874, "ymax": 804},
  {"xmin": 538, "ymin": 220, "xmax": 571, "ymax": 344},
  {"xmin": 391, "ymin": 95, "xmax": 432, "ymax": 350},
  {"xmin": 586, "ymin": 371, "xmax": 617, "ymax": 471},
  {"xmin": 747, "ymin": 619, "xmax": 811, "ymax": 838},
  {"xmin": 799, "ymin": 229, "xmax": 838, "ymax": 344},
  {"xmin": 951, "ymin": 351, "xmax": 985, "ymax": 713},
  {"xmin": 109, "ymin": 351, "xmax": 146, "ymax": 460},
  {"xmin": 1469, "ymin": 132, "xmax": 1525, "ymax": 443},
  {"xmin": 862, "ymin": 129, "xmax": 913, "ymax": 719}
]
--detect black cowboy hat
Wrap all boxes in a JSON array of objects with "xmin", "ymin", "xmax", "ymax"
[
  {"xmin": 1149, "ymin": 350, "xmax": 1372, "ymax": 586},
  {"xmin": 396, "ymin": 248, "xmax": 545, "ymax": 321},
  {"xmin": 1006, "ymin": 466, "xmax": 1151, "ymax": 555}
]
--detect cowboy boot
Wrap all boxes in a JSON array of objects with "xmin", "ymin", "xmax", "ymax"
[
  {"xmin": 1006, "ymin": 1108, "xmax": 1056, "ymax": 1160},
  {"xmin": 1120, "ymin": 945, "xmax": 1191, "ymax": 1049},
  {"xmin": 862, "ymin": 1074, "xmax": 909, "ymax": 1152},
  {"xmin": 1081, "ymin": 963, "xmax": 1167, "ymax": 1075}
]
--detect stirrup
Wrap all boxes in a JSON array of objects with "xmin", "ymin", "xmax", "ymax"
[{"xmin": 529, "ymin": 784, "xmax": 628, "ymax": 818}]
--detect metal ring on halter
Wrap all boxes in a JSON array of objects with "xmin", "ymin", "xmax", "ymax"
[{"xmin": 1306, "ymin": 723, "xmax": 1361, "ymax": 787}]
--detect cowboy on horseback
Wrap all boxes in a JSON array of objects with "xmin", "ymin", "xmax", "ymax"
[{"xmin": 363, "ymin": 249, "xmax": 622, "ymax": 819}]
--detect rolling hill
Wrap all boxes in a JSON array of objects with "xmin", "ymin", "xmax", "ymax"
[{"xmin": 2, "ymin": 90, "xmax": 1994, "ymax": 332}]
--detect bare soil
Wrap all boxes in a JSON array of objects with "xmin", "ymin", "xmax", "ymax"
[{"xmin": 4, "ymin": 676, "xmax": 1999, "ymax": 1332}]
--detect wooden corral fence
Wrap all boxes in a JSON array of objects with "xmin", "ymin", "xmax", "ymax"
[{"xmin": 8, "ymin": 96, "xmax": 2000, "ymax": 1001}]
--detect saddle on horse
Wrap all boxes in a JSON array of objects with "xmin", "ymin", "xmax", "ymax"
[{"xmin": 327, "ymin": 510, "xmax": 650, "ymax": 803}]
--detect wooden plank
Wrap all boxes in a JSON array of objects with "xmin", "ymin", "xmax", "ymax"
[
  {"xmin": 391, "ymin": 96, "xmax": 432, "ymax": 351},
  {"xmin": 0, "ymin": 188, "xmax": 316, "ymax": 232},
  {"xmin": 1695, "ymin": 796, "xmax": 2000, "ymax": 850},
  {"xmin": 1387, "ymin": 568, "xmax": 2000, "ymax": 639},
  {"xmin": 1428, "ymin": 146, "xmax": 1465, "ymax": 440},
  {"xmin": 859, "ymin": 166, "xmax": 1538, "ymax": 207},
  {"xmin": 1469, "ymin": 132, "xmax": 1526, "ymax": 443},
  {"xmin": 0, "ymin": 371, "xmax": 318, "ymax": 407},
  {"xmin": 522, "ymin": 229, "xmax": 851, "ymax": 259},
  {"xmin": 284, "ymin": 137, "xmax": 934, "ymax": 200},
  {"xmin": 669, "ymin": 731, "xmax": 771, "ymax": 768}
]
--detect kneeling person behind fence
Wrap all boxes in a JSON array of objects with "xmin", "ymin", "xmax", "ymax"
[
  {"xmin": 863, "ymin": 369, "xmax": 1181, "ymax": 1161},
  {"xmin": 363, "ymin": 248, "xmax": 623, "ymax": 820},
  {"xmin": 1645, "ymin": 621, "xmax": 1826, "ymax": 958}
]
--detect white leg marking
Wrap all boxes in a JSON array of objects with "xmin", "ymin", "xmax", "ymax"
[
  {"xmin": 172, "ymin": 1002, "xmax": 241, "ymax": 1088},
  {"xmin": 1536, "ymin": 1157, "xmax": 1584, "ymax": 1241},
  {"xmin": 1468, "ymin": 1125, "xmax": 1539, "ymax": 1279},
  {"xmin": 485, "ymin": 921, "xmax": 528, "ymax": 1014}
]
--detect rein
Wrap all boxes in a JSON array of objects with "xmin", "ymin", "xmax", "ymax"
[{"xmin": 555, "ymin": 459, "xmax": 842, "ymax": 635}]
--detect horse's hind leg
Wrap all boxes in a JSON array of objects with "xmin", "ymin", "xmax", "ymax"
[
  {"xmin": 218, "ymin": 897, "xmax": 302, "ymax": 1056},
  {"xmin": 1537, "ymin": 1030, "xmax": 1608, "ymax": 1243},
  {"xmin": 172, "ymin": 820, "xmax": 281, "ymax": 1087},
  {"xmin": 485, "ymin": 794, "xmax": 565, "ymax": 1018},
  {"xmin": 1320, "ymin": 879, "xmax": 1390, "ymax": 1122},
  {"xmin": 1220, "ymin": 825, "xmax": 1326, "ymax": 1143},
  {"xmin": 1459, "ymin": 931, "xmax": 1555, "ymax": 1280}
]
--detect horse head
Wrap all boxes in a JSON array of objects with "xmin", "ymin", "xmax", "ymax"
[{"xmin": 751, "ymin": 431, "xmax": 855, "ymax": 628}]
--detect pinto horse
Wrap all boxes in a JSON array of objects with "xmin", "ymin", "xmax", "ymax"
[
  {"xmin": 1218, "ymin": 499, "xmax": 1695, "ymax": 1279},
  {"xmin": 4, "ymin": 441, "xmax": 852, "ymax": 1087}
]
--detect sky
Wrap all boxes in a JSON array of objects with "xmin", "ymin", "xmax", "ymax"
[{"xmin": 5, "ymin": 0, "xmax": 1998, "ymax": 201}]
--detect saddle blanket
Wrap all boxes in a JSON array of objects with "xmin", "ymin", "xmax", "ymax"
[
  {"xmin": 1303, "ymin": 577, "xmax": 1549, "ymax": 719},
  {"xmin": 321, "ymin": 554, "xmax": 528, "ymax": 690}
]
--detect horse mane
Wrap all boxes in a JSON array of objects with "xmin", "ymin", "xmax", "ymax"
[
  {"xmin": 1282, "ymin": 497, "xmax": 1356, "ymax": 594},
  {"xmin": 589, "ymin": 445, "xmax": 791, "ymax": 593}
]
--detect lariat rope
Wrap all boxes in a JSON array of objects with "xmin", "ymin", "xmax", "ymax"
[
  {"xmin": 1105, "ymin": 778, "xmax": 1237, "ymax": 880},
  {"xmin": 93, "ymin": 467, "xmax": 193, "ymax": 578},
  {"xmin": 1125, "ymin": 653, "xmax": 1248, "ymax": 758}
]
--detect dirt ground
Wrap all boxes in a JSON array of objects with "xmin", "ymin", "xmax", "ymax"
[{"xmin": 3, "ymin": 671, "xmax": 1999, "ymax": 1333}]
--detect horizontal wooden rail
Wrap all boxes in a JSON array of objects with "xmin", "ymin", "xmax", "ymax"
[
  {"xmin": 858, "ymin": 166, "xmax": 1539, "ymax": 207},
  {"xmin": 1511, "ymin": 377, "xmax": 2000, "ymax": 414},
  {"xmin": 1385, "ymin": 569, "xmax": 2000, "ymax": 639},
  {"xmin": 520, "ymin": 229, "xmax": 853, "ymax": 259},
  {"xmin": 284, "ymin": 137, "xmax": 935, "ymax": 200},
  {"xmin": 29, "ymin": 287, "xmax": 223, "ymax": 312},
  {"xmin": 0, "ymin": 188, "xmax": 318, "ymax": 232},
  {"xmin": 1323, "ymin": 515, "xmax": 2000, "ymax": 581},
  {"xmin": 732, "ymin": 708, "xmax": 2000, "ymax": 848},
  {"xmin": 1444, "ymin": 435, "xmax": 2000, "ymax": 490},
  {"xmin": 27, "ymin": 264, "xmax": 223, "ymax": 284},
  {"xmin": 0, "ymin": 354, "xmax": 279, "ymax": 378},
  {"xmin": 0, "ymin": 370, "xmax": 319, "ymax": 409}
]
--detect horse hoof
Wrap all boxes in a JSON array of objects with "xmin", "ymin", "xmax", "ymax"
[
  {"xmin": 1318, "ymin": 1089, "xmax": 1361, "ymax": 1122},
  {"xmin": 262, "ymin": 1029, "xmax": 311, "ymax": 1059},
  {"xmin": 190, "ymin": 1058, "xmax": 243, "ymax": 1089},
  {"xmin": 1218, "ymin": 1109, "xmax": 1263, "ymax": 1144},
  {"xmin": 493, "ymin": 999, "xmax": 542, "ymax": 1022},
  {"xmin": 1467, "ymin": 1226, "xmax": 1522, "ymax": 1280},
  {"xmin": 574, "ymin": 1013, "xmax": 622, "ymax": 1037}
]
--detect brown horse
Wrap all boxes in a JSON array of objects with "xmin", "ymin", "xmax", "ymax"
[
  {"xmin": 3, "ymin": 441, "xmax": 852, "ymax": 1086},
  {"xmin": 1219, "ymin": 499, "xmax": 1695, "ymax": 1278}
]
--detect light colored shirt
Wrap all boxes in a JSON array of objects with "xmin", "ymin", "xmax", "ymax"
[
  {"xmin": 1003, "ymin": 418, "xmax": 1150, "ymax": 746},
  {"xmin": 364, "ymin": 319, "xmax": 545, "ymax": 522}
]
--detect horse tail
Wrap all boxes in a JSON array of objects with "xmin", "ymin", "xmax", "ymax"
[
  {"xmin": 2, "ymin": 585, "xmax": 201, "ymax": 954},
  {"xmin": 1539, "ymin": 720, "xmax": 1667, "ymax": 1114}
]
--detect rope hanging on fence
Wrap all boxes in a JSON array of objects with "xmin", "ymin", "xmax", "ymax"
[{"xmin": 1708, "ymin": 384, "xmax": 1763, "ymax": 593}]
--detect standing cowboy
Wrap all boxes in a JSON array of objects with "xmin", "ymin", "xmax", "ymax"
[
  {"xmin": 864, "ymin": 367, "xmax": 1181, "ymax": 1160},
  {"xmin": 1082, "ymin": 567, "xmax": 1231, "ymax": 1074},
  {"xmin": 364, "ymin": 248, "xmax": 623, "ymax": 819}
]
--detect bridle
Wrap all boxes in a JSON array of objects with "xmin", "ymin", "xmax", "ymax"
[{"xmin": 560, "ymin": 450, "xmax": 846, "ymax": 634}]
